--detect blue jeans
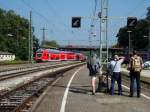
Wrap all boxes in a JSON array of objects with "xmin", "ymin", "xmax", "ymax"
[
  {"xmin": 110, "ymin": 72, "xmax": 122, "ymax": 95},
  {"xmin": 130, "ymin": 71, "xmax": 141, "ymax": 96}
]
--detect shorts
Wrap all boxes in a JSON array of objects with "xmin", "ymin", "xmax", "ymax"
[{"xmin": 91, "ymin": 76, "xmax": 97, "ymax": 80}]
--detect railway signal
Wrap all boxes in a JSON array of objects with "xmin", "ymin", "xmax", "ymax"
[
  {"xmin": 72, "ymin": 17, "xmax": 81, "ymax": 28},
  {"xmin": 127, "ymin": 17, "xmax": 137, "ymax": 28}
]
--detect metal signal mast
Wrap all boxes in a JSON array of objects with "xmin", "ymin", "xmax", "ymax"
[
  {"xmin": 28, "ymin": 11, "xmax": 34, "ymax": 63},
  {"xmin": 99, "ymin": 0, "xmax": 109, "ymax": 91},
  {"xmin": 99, "ymin": 0, "xmax": 108, "ymax": 66}
]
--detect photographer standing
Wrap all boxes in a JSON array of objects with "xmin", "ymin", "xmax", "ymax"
[{"xmin": 109, "ymin": 55, "xmax": 125, "ymax": 95}]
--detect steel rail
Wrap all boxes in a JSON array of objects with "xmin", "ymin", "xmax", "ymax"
[
  {"xmin": 0, "ymin": 62, "xmax": 85, "ymax": 112},
  {"xmin": 0, "ymin": 61, "xmax": 66, "ymax": 73},
  {"xmin": 0, "ymin": 61, "xmax": 79, "ymax": 81}
]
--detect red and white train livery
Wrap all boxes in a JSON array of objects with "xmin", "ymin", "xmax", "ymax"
[{"xmin": 34, "ymin": 49, "xmax": 86, "ymax": 62}]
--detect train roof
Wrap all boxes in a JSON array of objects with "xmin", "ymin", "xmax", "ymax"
[
  {"xmin": 0, "ymin": 51, "xmax": 14, "ymax": 55},
  {"xmin": 60, "ymin": 51, "xmax": 75, "ymax": 54},
  {"xmin": 46, "ymin": 49, "xmax": 60, "ymax": 53},
  {"xmin": 36, "ymin": 48, "xmax": 77, "ymax": 54},
  {"xmin": 36, "ymin": 49, "xmax": 45, "ymax": 53}
]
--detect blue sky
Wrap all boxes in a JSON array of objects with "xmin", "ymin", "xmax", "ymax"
[{"xmin": 0, "ymin": 0, "xmax": 150, "ymax": 46}]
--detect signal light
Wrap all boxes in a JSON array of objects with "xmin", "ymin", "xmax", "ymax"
[
  {"xmin": 127, "ymin": 17, "xmax": 137, "ymax": 28},
  {"xmin": 72, "ymin": 17, "xmax": 81, "ymax": 28}
]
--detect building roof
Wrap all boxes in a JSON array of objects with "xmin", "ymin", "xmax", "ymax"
[{"xmin": 0, "ymin": 51, "xmax": 14, "ymax": 55}]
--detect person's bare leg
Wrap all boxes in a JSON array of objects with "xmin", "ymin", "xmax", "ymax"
[{"xmin": 91, "ymin": 77, "xmax": 96, "ymax": 94}]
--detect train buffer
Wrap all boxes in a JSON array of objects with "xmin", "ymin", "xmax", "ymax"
[{"xmin": 31, "ymin": 65, "xmax": 150, "ymax": 112}]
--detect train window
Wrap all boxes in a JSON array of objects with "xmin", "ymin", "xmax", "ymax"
[{"xmin": 37, "ymin": 53, "xmax": 42, "ymax": 57}]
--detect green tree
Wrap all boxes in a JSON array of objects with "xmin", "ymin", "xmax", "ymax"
[
  {"xmin": 42, "ymin": 40, "xmax": 59, "ymax": 48},
  {"xmin": 117, "ymin": 9, "xmax": 150, "ymax": 50},
  {"xmin": 33, "ymin": 36, "xmax": 40, "ymax": 57},
  {"xmin": 0, "ymin": 8, "xmax": 39, "ymax": 60},
  {"xmin": 146, "ymin": 7, "xmax": 150, "ymax": 20}
]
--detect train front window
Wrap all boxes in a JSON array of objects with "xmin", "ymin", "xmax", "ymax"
[{"xmin": 37, "ymin": 53, "xmax": 42, "ymax": 57}]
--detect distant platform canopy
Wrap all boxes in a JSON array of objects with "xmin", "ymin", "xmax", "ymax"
[{"xmin": 59, "ymin": 45, "xmax": 124, "ymax": 51}]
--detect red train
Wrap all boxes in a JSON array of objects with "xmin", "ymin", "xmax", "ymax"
[{"xmin": 34, "ymin": 49, "xmax": 86, "ymax": 62}]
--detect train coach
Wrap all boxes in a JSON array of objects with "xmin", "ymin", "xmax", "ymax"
[{"xmin": 34, "ymin": 48, "xmax": 86, "ymax": 62}]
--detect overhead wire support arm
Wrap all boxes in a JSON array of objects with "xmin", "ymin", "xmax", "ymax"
[{"xmin": 80, "ymin": 16, "xmax": 126, "ymax": 20}]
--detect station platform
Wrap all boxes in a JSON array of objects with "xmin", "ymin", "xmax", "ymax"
[
  {"xmin": 32, "ymin": 65, "xmax": 150, "ymax": 112},
  {"xmin": 122, "ymin": 68, "xmax": 150, "ymax": 78}
]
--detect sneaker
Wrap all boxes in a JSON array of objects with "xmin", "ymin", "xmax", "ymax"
[
  {"xmin": 92, "ymin": 92, "xmax": 95, "ymax": 95},
  {"xmin": 118, "ymin": 93, "xmax": 122, "ymax": 96},
  {"xmin": 129, "ymin": 94, "xmax": 133, "ymax": 97},
  {"xmin": 137, "ymin": 95, "xmax": 141, "ymax": 98},
  {"xmin": 110, "ymin": 93, "xmax": 114, "ymax": 95}
]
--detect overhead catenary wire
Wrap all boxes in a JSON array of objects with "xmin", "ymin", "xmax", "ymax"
[
  {"xmin": 91, "ymin": 0, "xmax": 98, "ymax": 25},
  {"xmin": 21, "ymin": 0, "xmax": 72, "ymax": 42},
  {"xmin": 45, "ymin": 0, "xmax": 78, "ymax": 38},
  {"xmin": 126, "ymin": 0, "xmax": 147, "ymax": 16},
  {"xmin": 108, "ymin": 0, "xmax": 148, "ymax": 48},
  {"xmin": 46, "ymin": 0, "xmax": 70, "ymax": 29},
  {"xmin": 21, "ymin": 0, "xmax": 71, "ymax": 34},
  {"xmin": 22, "ymin": 0, "xmax": 82, "ymax": 41},
  {"xmin": 21, "ymin": 0, "xmax": 51, "ymax": 24},
  {"xmin": 88, "ymin": 0, "xmax": 99, "ymax": 45}
]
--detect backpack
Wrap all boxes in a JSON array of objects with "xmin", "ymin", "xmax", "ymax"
[
  {"xmin": 92, "ymin": 62, "xmax": 100, "ymax": 74},
  {"xmin": 131, "ymin": 56, "xmax": 141, "ymax": 72}
]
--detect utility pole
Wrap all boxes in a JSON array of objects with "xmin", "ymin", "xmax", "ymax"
[
  {"xmin": 41, "ymin": 27, "xmax": 47, "ymax": 47},
  {"xmin": 88, "ymin": 30, "xmax": 92, "ymax": 56},
  {"xmin": 147, "ymin": 7, "xmax": 150, "ymax": 49},
  {"xmin": 99, "ymin": 0, "xmax": 109, "ymax": 65},
  {"xmin": 16, "ymin": 26, "xmax": 19, "ymax": 47},
  {"xmin": 147, "ymin": 7, "xmax": 150, "ymax": 60},
  {"xmin": 28, "ymin": 12, "xmax": 31, "ymax": 63},
  {"xmin": 149, "ymin": 26, "xmax": 150, "ymax": 48},
  {"xmin": 127, "ymin": 30, "xmax": 132, "ymax": 56},
  {"xmin": 28, "ymin": 11, "xmax": 33, "ymax": 63},
  {"xmin": 99, "ymin": 0, "xmax": 109, "ymax": 92},
  {"xmin": 98, "ymin": 11, "xmax": 102, "ymax": 66}
]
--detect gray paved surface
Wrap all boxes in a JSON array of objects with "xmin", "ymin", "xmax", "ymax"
[
  {"xmin": 122, "ymin": 68, "xmax": 150, "ymax": 77},
  {"xmin": 32, "ymin": 66, "xmax": 150, "ymax": 112}
]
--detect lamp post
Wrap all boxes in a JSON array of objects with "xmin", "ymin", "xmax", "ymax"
[
  {"xmin": 148, "ymin": 26, "xmax": 150, "ymax": 49},
  {"xmin": 127, "ymin": 30, "xmax": 132, "ymax": 56},
  {"xmin": 145, "ymin": 6, "xmax": 150, "ymax": 59},
  {"xmin": 147, "ymin": 7, "xmax": 150, "ymax": 49},
  {"xmin": 98, "ymin": 11, "xmax": 101, "ymax": 65}
]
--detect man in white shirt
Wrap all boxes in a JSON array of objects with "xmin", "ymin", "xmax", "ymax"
[{"xmin": 109, "ymin": 55, "xmax": 125, "ymax": 95}]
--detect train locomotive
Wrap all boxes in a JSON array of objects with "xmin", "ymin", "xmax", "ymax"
[{"xmin": 34, "ymin": 48, "xmax": 86, "ymax": 62}]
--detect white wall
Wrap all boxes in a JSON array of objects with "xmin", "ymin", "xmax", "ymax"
[{"xmin": 0, "ymin": 54, "xmax": 15, "ymax": 61}]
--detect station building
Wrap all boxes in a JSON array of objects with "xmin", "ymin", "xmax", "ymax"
[{"xmin": 0, "ymin": 51, "xmax": 15, "ymax": 61}]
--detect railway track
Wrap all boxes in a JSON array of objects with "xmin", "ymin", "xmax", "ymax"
[
  {"xmin": 0, "ymin": 61, "xmax": 70, "ymax": 74},
  {"xmin": 121, "ymin": 73, "xmax": 150, "ymax": 95},
  {"xmin": 0, "ymin": 61, "xmax": 80, "ymax": 81},
  {"xmin": 0, "ymin": 77, "xmax": 53, "ymax": 112},
  {"xmin": 0, "ymin": 61, "xmax": 81, "ymax": 97},
  {"xmin": 0, "ymin": 61, "xmax": 85, "ymax": 112}
]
